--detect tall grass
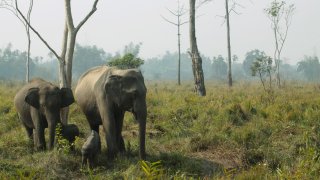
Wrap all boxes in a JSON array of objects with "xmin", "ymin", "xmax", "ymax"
[{"xmin": 0, "ymin": 81, "xmax": 320, "ymax": 179}]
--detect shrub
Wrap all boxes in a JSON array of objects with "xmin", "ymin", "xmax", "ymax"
[{"xmin": 107, "ymin": 53, "xmax": 144, "ymax": 69}]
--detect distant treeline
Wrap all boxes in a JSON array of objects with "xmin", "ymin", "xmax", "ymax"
[{"xmin": 0, "ymin": 43, "xmax": 319, "ymax": 83}]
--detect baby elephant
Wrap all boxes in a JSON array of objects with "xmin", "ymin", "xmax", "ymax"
[
  {"xmin": 82, "ymin": 130, "xmax": 101, "ymax": 168},
  {"xmin": 61, "ymin": 124, "xmax": 80, "ymax": 150}
]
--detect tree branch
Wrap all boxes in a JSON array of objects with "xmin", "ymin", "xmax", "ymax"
[
  {"xmin": 178, "ymin": 4, "xmax": 188, "ymax": 16},
  {"xmin": 75, "ymin": 0, "xmax": 99, "ymax": 33},
  {"xmin": 25, "ymin": 0, "xmax": 32, "ymax": 33},
  {"xmin": 0, "ymin": 1, "xmax": 26, "ymax": 26},
  {"xmin": 162, "ymin": 1, "xmax": 188, "ymax": 27},
  {"xmin": 15, "ymin": 0, "xmax": 61, "ymax": 62},
  {"xmin": 161, "ymin": 15, "xmax": 178, "ymax": 26},
  {"xmin": 196, "ymin": 0, "xmax": 212, "ymax": 9},
  {"xmin": 166, "ymin": 7, "xmax": 178, "ymax": 16},
  {"xmin": 180, "ymin": 20, "xmax": 189, "ymax": 25},
  {"xmin": 216, "ymin": 0, "xmax": 243, "ymax": 25},
  {"xmin": 64, "ymin": 0, "xmax": 75, "ymax": 30}
]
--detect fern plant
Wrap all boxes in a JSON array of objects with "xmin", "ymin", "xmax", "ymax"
[{"xmin": 139, "ymin": 160, "xmax": 164, "ymax": 180}]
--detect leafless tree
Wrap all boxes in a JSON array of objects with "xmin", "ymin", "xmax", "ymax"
[
  {"xmin": 15, "ymin": 0, "xmax": 99, "ymax": 124},
  {"xmin": 225, "ymin": 0, "xmax": 232, "ymax": 87},
  {"xmin": 222, "ymin": 0, "xmax": 243, "ymax": 87},
  {"xmin": 265, "ymin": 0, "xmax": 295, "ymax": 87},
  {"xmin": 0, "ymin": 0, "xmax": 33, "ymax": 83},
  {"xmin": 189, "ymin": 0, "xmax": 206, "ymax": 96},
  {"xmin": 200, "ymin": 0, "xmax": 242, "ymax": 87},
  {"xmin": 161, "ymin": 0, "xmax": 188, "ymax": 85}
]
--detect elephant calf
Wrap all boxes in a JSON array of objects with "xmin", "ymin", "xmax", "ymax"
[
  {"xmin": 14, "ymin": 78, "xmax": 74, "ymax": 150},
  {"xmin": 81, "ymin": 130, "xmax": 101, "ymax": 168},
  {"xmin": 61, "ymin": 124, "xmax": 80, "ymax": 150}
]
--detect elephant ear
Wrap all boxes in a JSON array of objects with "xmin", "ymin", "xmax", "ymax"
[
  {"xmin": 105, "ymin": 75, "xmax": 122, "ymax": 104},
  {"xmin": 60, "ymin": 88, "xmax": 75, "ymax": 108},
  {"xmin": 25, "ymin": 88, "xmax": 40, "ymax": 109}
]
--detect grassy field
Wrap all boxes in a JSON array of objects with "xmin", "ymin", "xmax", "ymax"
[{"xmin": 1, "ymin": 80, "xmax": 320, "ymax": 179}]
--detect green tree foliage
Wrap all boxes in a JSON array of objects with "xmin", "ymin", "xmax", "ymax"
[
  {"xmin": 73, "ymin": 44, "xmax": 110, "ymax": 78},
  {"xmin": 107, "ymin": 53, "xmax": 144, "ymax": 69},
  {"xmin": 142, "ymin": 51, "xmax": 212, "ymax": 80},
  {"xmin": 107, "ymin": 42, "xmax": 144, "ymax": 69},
  {"xmin": 251, "ymin": 55, "xmax": 273, "ymax": 92},
  {"xmin": 212, "ymin": 55, "xmax": 227, "ymax": 79},
  {"xmin": 0, "ymin": 43, "xmax": 37, "ymax": 80},
  {"xmin": 243, "ymin": 49, "xmax": 267, "ymax": 76},
  {"xmin": 266, "ymin": 0, "xmax": 285, "ymax": 17},
  {"xmin": 297, "ymin": 56, "xmax": 320, "ymax": 82}
]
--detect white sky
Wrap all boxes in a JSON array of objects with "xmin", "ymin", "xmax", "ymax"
[{"xmin": 0, "ymin": 0, "xmax": 319, "ymax": 64}]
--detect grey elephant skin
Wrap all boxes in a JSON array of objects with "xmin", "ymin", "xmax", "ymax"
[
  {"xmin": 62, "ymin": 124, "xmax": 80, "ymax": 150},
  {"xmin": 75, "ymin": 66, "xmax": 147, "ymax": 159},
  {"xmin": 14, "ymin": 78, "xmax": 75, "ymax": 150},
  {"xmin": 82, "ymin": 130, "xmax": 101, "ymax": 168}
]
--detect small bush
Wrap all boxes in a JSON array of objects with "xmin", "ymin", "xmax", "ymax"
[
  {"xmin": 107, "ymin": 53, "xmax": 144, "ymax": 69},
  {"xmin": 55, "ymin": 123, "xmax": 72, "ymax": 155}
]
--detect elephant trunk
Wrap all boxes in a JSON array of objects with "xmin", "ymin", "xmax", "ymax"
[{"xmin": 134, "ymin": 99, "xmax": 147, "ymax": 160}]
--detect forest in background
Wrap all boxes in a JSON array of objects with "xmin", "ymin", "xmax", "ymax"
[{"xmin": 0, "ymin": 42, "xmax": 319, "ymax": 84}]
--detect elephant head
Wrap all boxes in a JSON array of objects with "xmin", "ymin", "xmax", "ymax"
[
  {"xmin": 25, "ymin": 86, "xmax": 74, "ymax": 149},
  {"xmin": 105, "ymin": 70, "xmax": 147, "ymax": 159}
]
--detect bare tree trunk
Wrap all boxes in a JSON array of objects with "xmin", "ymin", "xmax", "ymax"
[
  {"xmin": 177, "ymin": 17, "xmax": 181, "ymax": 85},
  {"xmin": 26, "ymin": 0, "xmax": 33, "ymax": 83},
  {"xmin": 60, "ymin": 0, "xmax": 98, "ymax": 124},
  {"xmin": 65, "ymin": 32, "xmax": 76, "ymax": 88},
  {"xmin": 225, "ymin": 0, "xmax": 232, "ymax": 87},
  {"xmin": 161, "ymin": 0, "xmax": 187, "ymax": 86},
  {"xmin": 273, "ymin": 27, "xmax": 281, "ymax": 87},
  {"xmin": 59, "ymin": 20, "xmax": 69, "ymax": 125},
  {"xmin": 189, "ymin": 0, "xmax": 206, "ymax": 96},
  {"xmin": 26, "ymin": 27, "xmax": 30, "ymax": 83}
]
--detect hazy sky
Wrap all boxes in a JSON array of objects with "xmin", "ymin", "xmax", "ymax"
[{"xmin": 0, "ymin": 0, "xmax": 319, "ymax": 64}]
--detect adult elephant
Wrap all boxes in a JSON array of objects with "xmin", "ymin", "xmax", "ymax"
[
  {"xmin": 14, "ymin": 78, "xmax": 75, "ymax": 150},
  {"xmin": 75, "ymin": 66, "xmax": 147, "ymax": 159}
]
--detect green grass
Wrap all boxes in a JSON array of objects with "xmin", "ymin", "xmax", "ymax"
[{"xmin": 1, "ymin": 81, "xmax": 320, "ymax": 179}]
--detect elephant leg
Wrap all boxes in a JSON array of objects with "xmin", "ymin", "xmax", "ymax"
[
  {"xmin": 115, "ymin": 109, "xmax": 125, "ymax": 153},
  {"xmin": 88, "ymin": 154, "xmax": 95, "ymax": 169},
  {"xmin": 31, "ymin": 109, "xmax": 46, "ymax": 150},
  {"xmin": 85, "ymin": 114, "xmax": 100, "ymax": 133},
  {"xmin": 34, "ymin": 126, "xmax": 45, "ymax": 150},
  {"xmin": 22, "ymin": 123, "xmax": 34, "ymax": 149},
  {"xmin": 95, "ymin": 94, "xmax": 118, "ymax": 158},
  {"xmin": 82, "ymin": 154, "xmax": 88, "ymax": 168},
  {"xmin": 97, "ymin": 103, "xmax": 118, "ymax": 158},
  {"xmin": 22, "ymin": 122, "xmax": 33, "ymax": 141},
  {"xmin": 85, "ymin": 114, "xmax": 101, "ymax": 151},
  {"xmin": 48, "ymin": 121, "xmax": 57, "ymax": 150},
  {"xmin": 103, "ymin": 118, "xmax": 117, "ymax": 158}
]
